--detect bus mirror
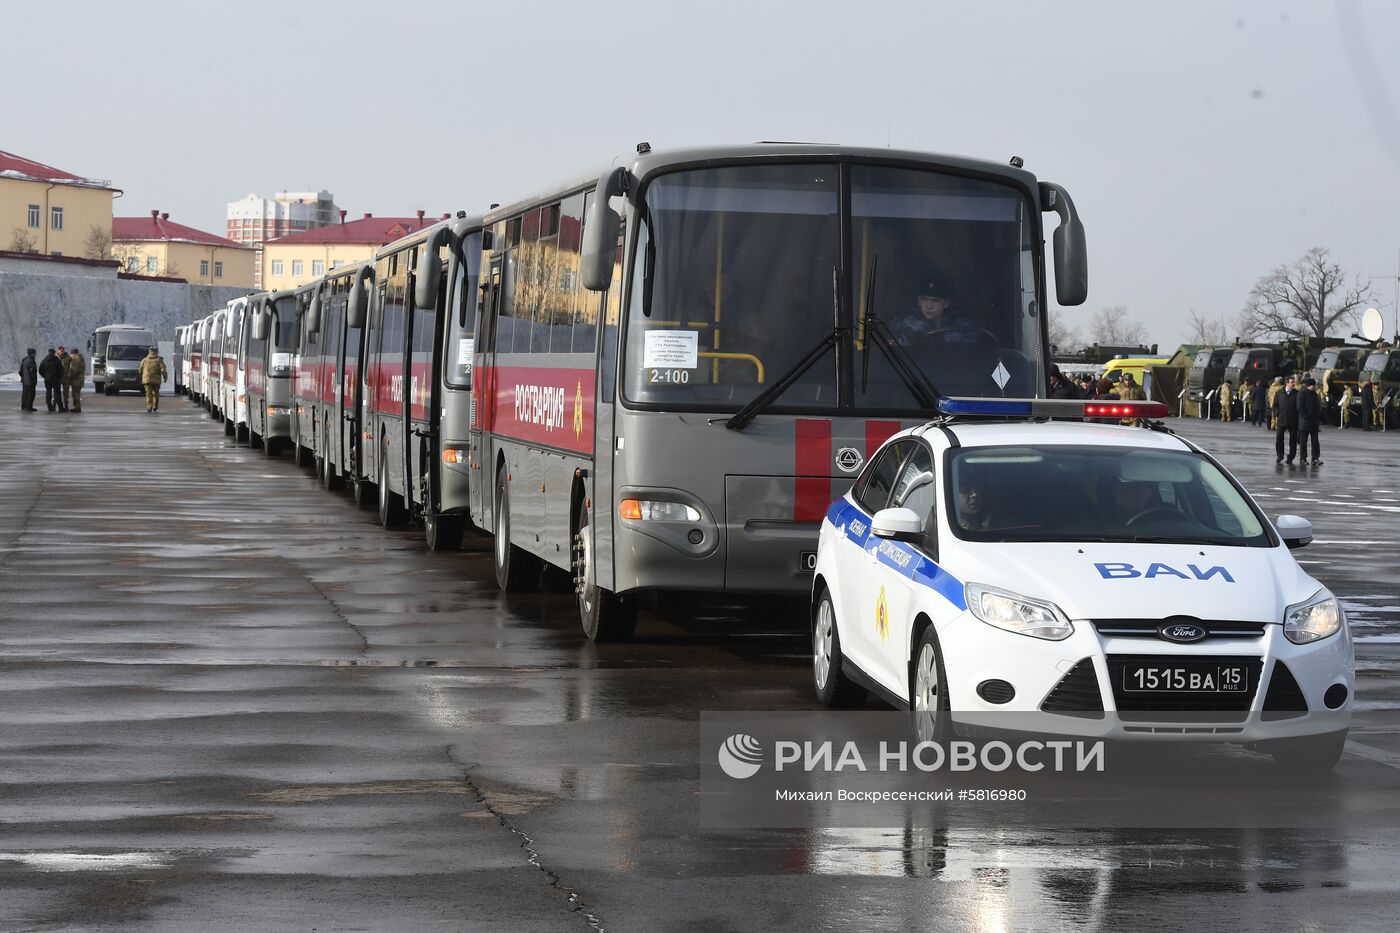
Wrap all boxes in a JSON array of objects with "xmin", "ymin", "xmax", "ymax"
[
  {"xmin": 1040, "ymin": 182, "xmax": 1088, "ymax": 307},
  {"xmin": 252, "ymin": 300, "xmax": 271, "ymax": 341},
  {"xmin": 347, "ymin": 266, "xmax": 374, "ymax": 329},
  {"xmin": 307, "ymin": 288, "xmax": 322, "ymax": 335},
  {"xmin": 582, "ymin": 167, "xmax": 630, "ymax": 291},
  {"xmin": 415, "ymin": 227, "xmax": 450, "ymax": 311}
]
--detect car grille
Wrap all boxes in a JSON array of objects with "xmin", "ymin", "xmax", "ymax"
[
  {"xmin": 1107, "ymin": 654, "xmax": 1262, "ymax": 721},
  {"xmin": 1040, "ymin": 659, "xmax": 1104, "ymax": 715},
  {"xmin": 1261, "ymin": 660, "xmax": 1308, "ymax": 720},
  {"xmin": 1092, "ymin": 619, "xmax": 1268, "ymax": 640}
]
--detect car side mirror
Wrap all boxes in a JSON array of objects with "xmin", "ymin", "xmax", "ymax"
[
  {"xmin": 872, "ymin": 507, "xmax": 925, "ymax": 544},
  {"xmin": 1276, "ymin": 514, "xmax": 1313, "ymax": 549}
]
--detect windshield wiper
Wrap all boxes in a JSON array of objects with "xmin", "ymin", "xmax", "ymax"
[{"xmin": 858, "ymin": 253, "xmax": 940, "ymax": 410}]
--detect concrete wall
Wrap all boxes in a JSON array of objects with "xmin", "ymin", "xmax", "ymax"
[{"xmin": 0, "ymin": 269, "xmax": 249, "ymax": 373}]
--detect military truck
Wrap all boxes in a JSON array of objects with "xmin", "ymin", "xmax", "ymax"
[
  {"xmin": 1308, "ymin": 345, "xmax": 1368, "ymax": 424},
  {"xmin": 1186, "ymin": 346, "xmax": 1233, "ymax": 413},
  {"xmin": 1222, "ymin": 339, "xmax": 1340, "ymax": 396},
  {"xmin": 1360, "ymin": 348, "xmax": 1400, "ymax": 429}
]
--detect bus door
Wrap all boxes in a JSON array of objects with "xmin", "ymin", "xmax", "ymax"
[{"xmin": 473, "ymin": 255, "xmax": 504, "ymax": 527}]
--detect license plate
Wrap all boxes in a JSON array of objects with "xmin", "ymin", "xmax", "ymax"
[
  {"xmin": 799, "ymin": 551, "xmax": 818, "ymax": 573},
  {"xmin": 1122, "ymin": 664, "xmax": 1248, "ymax": 693}
]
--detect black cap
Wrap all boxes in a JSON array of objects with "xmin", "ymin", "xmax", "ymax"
[
  {"xmin": 26, "ymin": 348, "xmax": 35, "ymax": 355},
  {"xmin": 1303, "ymin": 377, "xmax": 1317, "ymax": 386},
  {"xmin": 917, "ymin": 277, "xmax": 950, "ymax": 298}
]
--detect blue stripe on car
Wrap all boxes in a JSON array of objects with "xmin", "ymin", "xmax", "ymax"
[{"xmin": 826, "ymin": 498, "xmax": 967, "ymax": 611}]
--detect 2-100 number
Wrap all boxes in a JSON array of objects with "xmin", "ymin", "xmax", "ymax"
[{"xmin": 648, "ymin": 369, "xmax": 691, "ymax": 384}]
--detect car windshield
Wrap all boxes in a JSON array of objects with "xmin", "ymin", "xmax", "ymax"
[
  {"xmin": 946, "ymin": 444, "xmax": 1272, "ymax": 547},
  {"xmin": 623, "ymin": 161, "xmax": 1038, "ymax": 413},
  {"xmin": 107, "ymin": 344, "xmax": 150, "ymax": 361}
]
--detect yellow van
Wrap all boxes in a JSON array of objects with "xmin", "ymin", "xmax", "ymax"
[{"xmin": 1102, "ymin": 356, "xmax": 1171, "ymax": 387}]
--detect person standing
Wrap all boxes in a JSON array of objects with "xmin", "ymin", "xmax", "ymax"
[
  {"xmin": 55, "ymin": 347, "xmax": 71, "ymax": 411},
  {"xmin": 38, "ymin": 348, "xmax": 64, "ymax": 412},
  {"xmin": 1219, "ymin": 379, "xmax": 1233, "ymax": 421},
  {"xmin": 1240, "ymin": 379, "xmax": 1254, "ymax": 424},
  {"xmin": 1373, "ymin": 380, "xmax": 1387, "ymax": 431},
  {"xmin": 1251, "ymin": 377, "xmax": 1268, "ymax": 426},
  {"xmin": 1116, "ymin": 372, "xmax": 1147, "ymax": 426},
  {"xmin": 1297, "ymin": 377, "xmax": 1322, "ymax": 465},
  {"xmin": 19, "ymin": 348, "xmax": 39, "ymax": 412},
  {"xmin": 1340, "ymin": 384, "xmax": 1354, "ymax": 429},
  {"xmin": 1361, "ymin": 377, "xmax": 1375, "ymax": 432},
  {"xmin": 64, "ymin": 345, "xmax": 86, "ymax": 413},
  {"xmin": 1273, "ymin": 375, "xmax": 1300, "ymax": 463},
  {"xmin": 138, "ymin": 347, "xmax": 167, "ymax": 412}
]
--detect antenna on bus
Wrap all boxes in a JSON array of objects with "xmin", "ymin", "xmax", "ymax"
[{"xmin": 636, "ymin": 141, "xmax": 652, "ymax": 154}]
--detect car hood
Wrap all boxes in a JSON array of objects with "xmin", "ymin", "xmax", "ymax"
[{"xmin": 952, "ymin": 542, "xmax": 1320, "ymax": 624}]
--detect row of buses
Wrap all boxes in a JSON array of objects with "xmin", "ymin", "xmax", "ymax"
[{"xmin": 176, "ymin": 143, "xmax": 1089, "ymax": 641}]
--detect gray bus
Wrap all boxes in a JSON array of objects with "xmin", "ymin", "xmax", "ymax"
[
  {"xmin": 461, "ymin": 144, "xmax": 1087, "ymax": 641},
  {"xmin": 245, "ymin": 288, "xmax": 301, "ymax": 455}
]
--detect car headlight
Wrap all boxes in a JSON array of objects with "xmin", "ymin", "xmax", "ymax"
[
  {"xmin": 965, "ymin": 583, "xmax": 1073, "ymax": 641},
  {"xmin": 105, "ymin": 365, "xmax": 117, "ymax": 375},
  {"xmin": 1284, "ymin": 590, "xmax": 1343, "ymax": 644}
]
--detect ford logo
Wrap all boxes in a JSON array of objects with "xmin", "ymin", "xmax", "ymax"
[{"xmin": 1158, "ymin": 621, "xmax": 1208, "ymax": 643}]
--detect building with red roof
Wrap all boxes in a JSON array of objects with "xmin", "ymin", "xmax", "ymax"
[
  {"xmin": 1, "ymin": 148, "xmax": 120, "ymax": 259},
  {"xmin": 262, "ymin": 210, "xmax": 448, "ymax": 288},
  {"xmin": 112, "ymin": 209, "xmax": 255, "ymax": 287}
]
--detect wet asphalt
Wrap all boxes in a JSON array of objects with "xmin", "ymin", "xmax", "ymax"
[{"xmin": 1, "ymin": 391, "xmax": 1398, "ymax": 932}]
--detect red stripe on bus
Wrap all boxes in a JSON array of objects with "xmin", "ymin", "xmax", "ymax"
[
  {"xmin": 865, "ymin": 420, "xmax": 902, "ymax": 455},
  {"xmin": 794, "ymin": 419, "xmax": 832, "ymax": 522}
]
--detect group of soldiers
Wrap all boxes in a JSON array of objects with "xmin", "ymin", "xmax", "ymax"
[
  {"xmin": 17, "ymin": 346, "xmax": 86, "ymax": 413},
  {"xmin": 1217, "ymin": 375, "xmax": 1387, "ymax": 431},
  {"xmin": 16, "ymin": 345, "xmax": 169, "ymax": 414}
]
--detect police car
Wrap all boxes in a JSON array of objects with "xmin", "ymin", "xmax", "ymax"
[{"xmin": 812, "ymin": 397, "xmax": 1353, "ymax": 769}]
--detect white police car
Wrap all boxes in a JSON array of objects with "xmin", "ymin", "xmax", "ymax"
[{"xmin": 812, "ymin": 397, "xmax": 1353, "ymax": 768}]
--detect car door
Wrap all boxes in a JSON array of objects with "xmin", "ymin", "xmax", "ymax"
[
  {"xmin": 865, "ymin": 441, "xmax": 939, "ymax": 696},
  {"xmin": 837, "ymin": 439, "xmax": 913, "ymax": 678}
]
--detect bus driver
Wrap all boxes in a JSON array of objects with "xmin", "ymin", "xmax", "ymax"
[{"xmin": 891, "ymin": 275, "xmax": 979, "ymax": 346}]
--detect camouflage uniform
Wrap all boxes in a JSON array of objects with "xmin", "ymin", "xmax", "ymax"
[
  {"xmin": 1373, "ymin": 382, "xmax": 1386, "ymax": 431},
  {"xmin": 56, "ymin": 351, "xmax": 71, "ymax": 411},
  {"xmin": 64, "ymin": 349, "xmax": 85, "ymax": 413},
  {"xmin": 1115, "ymin": 378, "xmax": 1147, "ymax": 426},
  {"xmin": 138, "ymin": 349, "xmax": 168, "ymax": 412},
  {"xmin": 1340, "ymin": 385, "xmax": 1353, "ymax": 428},
  {"xmin": 1266, "ymin": 378, "xmax": 1283, "ymax": 429},
  {"xmin": 1219, "ymin": 381, "xmax": 1233, "ymax": 422}
]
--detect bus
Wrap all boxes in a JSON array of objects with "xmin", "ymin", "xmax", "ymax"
[
  {"xmin": 190, "ymin": 315, "xmax": 209, "ymax": 404},
  {"xmin": 340, "ymin": 217, "xmax": 482, "ymax": 547},
  {"xmin": 207, "ymin": 309, "xmax": 227, "ymax": 421},
  {"xmin": 220, "ymin": 297, "xmax": 251, "ymax": 441},
  {"xmin": 245, "ymin": 287, "xmax": 301, "ymax": 455},
  {"xmin": 462, "ymin": 143, "xmax": 1087, "ymax": 640},
  {"xmin": 89, "ymin": 323, "xmax": 149, "ymax": 395}
]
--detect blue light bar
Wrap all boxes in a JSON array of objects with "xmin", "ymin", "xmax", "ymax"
[{"xmin": 936, "ymin": 398, "xmax": 1034, "ymax": 416}]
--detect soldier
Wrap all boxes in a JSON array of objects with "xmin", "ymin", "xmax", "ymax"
[
  {"xmin": 1361, "ymin": 377, "xmax": 1375, "ymax": 432},
  {"xmin": 1219, "ymin": 379, "xmax": 1233, "ymax": 422},
  {"xmin": 1116, "ymin": 372, "xmax": 1147, "ymax": 426},
  {"xmin": 1340, "ymin": 383, "xmax": 1354, "ymax": 429},
  {"xmin": 1373, "ymin": 380, "xmax": 1387, "ymax": 431},
  {"xmin": 19, "ymin": 348, "xmax": 38, "ymax": 412},
  {"xmin": 1240, "ymin": 379, "xmax": 1253, "ymax": 425},
  {"xmin": 138, "ymin": 347, "xmax": 168, "ymax": 413},
  {"xmin": 64, "ymin": 345, "xmax": 85, "ymax": 414},
  {"xmin": 1266, "ymin": 377, "xmax": 1283, "ymax": 429},
  {"xmin": 55, "ymin": 347, "xmax": 70, "ymax": 412}
]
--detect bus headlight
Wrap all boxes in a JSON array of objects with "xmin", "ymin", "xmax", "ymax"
[
  {"xmin": 1284, "ymin": 591, "xmax": 1343, "ymax": 644},
  {"xmin": 105, "ymin": 365, "xmax": 117, "ymax": 375},
  {"xmin": 267, "ymin": 405, "xmax": 291, "ymax": 416},
  {"xmin": 965, "ymin": 583, "xmax": 1073, "ymax": 641},
  {"xmin": 619, "ymin": 499, "xmax": 701, "ymax": 522}
]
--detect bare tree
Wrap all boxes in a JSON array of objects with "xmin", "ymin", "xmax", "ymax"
[
  {"xmin": 9, "ymin": 227, "xmax": 37, "ymax": 252},
  {"xmin": 1088, "ymin": 305, "xmax": 1148, "ymax": 345},
  {"xmin": 1046, "ymin": 311, "xmax": 1081, "ymax": 355},
  {"xmin": 84, "ymin": 225, "xmax": 112, "ymax": 261},
  {"xmin": 1239, "ymin": 247, "xmax": 1372, "ymax": 340},
  {"xmin": 1182, "ymin": 308, "xmax": 1230, "ymax": 345}
]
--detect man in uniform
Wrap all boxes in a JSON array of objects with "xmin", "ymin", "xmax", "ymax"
[
  {"xmin": 138, "ymin": 347, "xmax": 168, "ymax": 413},
  {"xmin": 55, "ymin": 347, "xmax": 70, "ymax": 411},
  {"xmin": 891, "ymin": 276, "xmax": 978, "ymax": 346},
  {"xmin": 1373, "ymin": 380, "xmax": 1387, "ymax": 431},
  {"xmin": 64, "ymin": 344, "xmax": 85, "ymax": 413},
  {"xmin": 1219, "ymin": 379, "xmax": 1233, "ymax": 421},
  {"xmin": 1116, "ymin": 372, "xmax": 1147, "ymax": 426},
  {"xmin": 1273, "ymin": 375, "xmax": 1299, "ymax": 463},
  {"xmin": 19, "ymin": 348, "xmax": 38, "ymax": 412},
  {"xmin": 1340, "ymin": 383, "xmax": 1354, "ymax": 429},
  {"xmin": 1361, "ymin": 377, "xmax": 1375, "ymax": 431},
  {"xmin": 1251, "ymin": 376, "xmax": 1268, "ymax": 426},
  {"xmin": 1266, "ymin": 377, "xmax": 1283, "ymax": 429},
  {"xmin": 38, "ymin": 348, "xmax": 64, "ymax": 412},
  {"xmin": 1298, "ymin": 377, "xmax": 1322, "ymax": 465}
]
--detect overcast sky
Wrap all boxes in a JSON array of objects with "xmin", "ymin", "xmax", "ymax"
[{"xmin": 7, "ymin": 0, "xmax": 1398, "ymax": 350}]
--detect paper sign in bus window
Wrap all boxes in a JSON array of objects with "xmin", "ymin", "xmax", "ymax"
[
  {"xmin": 643, "ymin": 330, "xmax": 699, "ymax": 369},
  {"xmin": 458, "ymin": 338, "xmax": 474, "ymax": 364}
]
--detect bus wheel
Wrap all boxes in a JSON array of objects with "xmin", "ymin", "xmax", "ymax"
[
  {"xmin": 494, "ymin": 468, "xmax": 541, "ymax": 592},
  {"xmin": 572, "ymin": 500, "xmax": 636, "ymax": 642},
  {"xmin": 224, "ymin": 417, "xmax": 235, "ymax": 437},
  {"xmin": 378, "ymin": 441, "xmax": 408, "ymax": 528},
  {"xmin": 292, "ymin": 436, "xmax": 307, "ymax": 467},
  {"xmin": 423, "ymin": 468, "xmax": 464, "ymax": 551},
  {"xmin": 320, "ymin": 427, "xmax": 343, "ymax": 491},
  {"xmin": 351, "ymin": 447, "xmax": 375, "ymax": 508}
]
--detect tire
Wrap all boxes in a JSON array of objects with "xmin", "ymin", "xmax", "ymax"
[
  {"xmin": 350, "ymin": 444, "xmax": 375, "ymax": 508},
  {"xmin": 377, "ymin": 440, "xmax": 408, "ymax": 528},
  {"xmin": 573, "ymin": 499, "xmax": 637, "ymax": 642},
  {"xmin": 1268, "ymin": 731, "xmax": 1347, "ymax": 772},
  {"xmin": 320, "ymin": 426, "xmax": 343, "ymax": 491},
  {"xmin": 236, "ymin": 422, "xmax": 249, "ymax": 444},
  {"xmin": 224, "ymin": 417, "xmax": 235, "ymax": 437},
  {"xmin": 104, "ymin": 386, "xmax": 114, "ymax": 397},
  {"xmin": 293, "ymin": 436, "xmax": 307, "ymax": 468},
  {"xmin": 422, "ymin": 467, "xmax": 465, "ymax": 551},
  {"xmin": 262, "ymin": 434, "xmax": 278, "ymax": 457},
  {"xmin": 812, "ymin": 586, "xmax": 867, "ymax": 707},
  {"xmin": 250, "ymin": 429, "xmax": 263, "ymax": 450},
  {"xmin": 493, "ymin": 467, "xmax": 540, "ymax": 592},
  {"xmin": 911, "ymin": 623, "xmax": 953, "ymax": 741}
]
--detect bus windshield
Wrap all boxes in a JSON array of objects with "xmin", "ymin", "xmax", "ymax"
[{"xmin": 623, "ymin": 162, "xmax": 1038, "ymax": 413}]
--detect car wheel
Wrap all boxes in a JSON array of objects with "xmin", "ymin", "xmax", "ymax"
[
  {"xmin": 1268, "ymin": 730, "xmax": 1347, "ymax": 771},
  {"xmin": 911, "ymin": 624, "xmax": 952, "ymax": 741},
  {"xmin": 378, "ymin": 440, "xmax": 408, "ymax": 528},
  {"xmin": 812, "ymin": 586, "xmax": 867, "ymax": 707},
  {"xmin": 493, "ymin": 467, "xmax": 540, "ymax": 592},
  {"xmin": 573, "ymin": 499, "xmax": 636, "ymax": 642}
]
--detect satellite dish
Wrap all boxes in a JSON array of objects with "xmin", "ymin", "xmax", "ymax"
[{"xmin": 1361, "ymin": 307, "xmax": 1384, "ymax": 342}]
